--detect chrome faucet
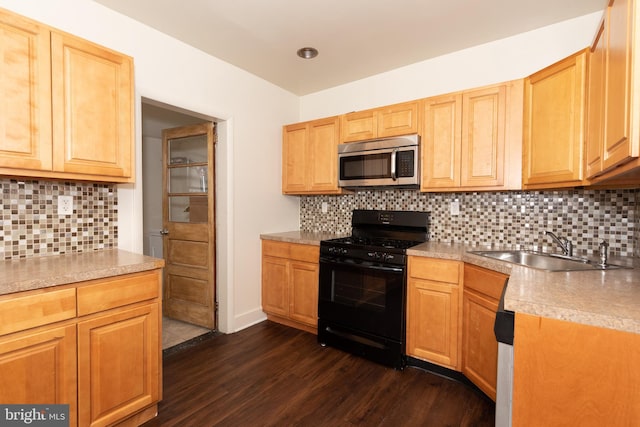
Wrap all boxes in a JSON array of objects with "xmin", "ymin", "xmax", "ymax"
[{"xmin": 544, "ymin": 231, "xmax": 573, "ymax": 256}]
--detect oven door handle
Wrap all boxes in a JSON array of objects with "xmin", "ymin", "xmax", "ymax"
[{"xmin": 320, "ymin": 258, "xmax": 404, "ymax": 273}]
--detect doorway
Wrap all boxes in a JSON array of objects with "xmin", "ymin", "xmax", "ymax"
[{"xmin": 141, "ymin": 100, "xmax": 217, "ymax": 350}]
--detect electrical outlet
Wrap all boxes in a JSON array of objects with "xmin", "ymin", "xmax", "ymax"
[
  {"xmin": 450, "ymin": 200, "xmax": 460, "ymax": 216},
  {"xmin": 321, "ymin": 202, "xmax": 328, "ymax": 213},
  {"xmin": 58, "ymin": 195, "xmax": 73, "ymax": 215}
]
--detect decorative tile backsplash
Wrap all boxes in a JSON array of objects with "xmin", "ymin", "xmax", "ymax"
[
  {"xmin": 301, "ymin": 189, "xmax": 639, "ymax": 258},
  {"xmin": 1, "ymin": 179, "xmax": 117, "ymax": 260}
]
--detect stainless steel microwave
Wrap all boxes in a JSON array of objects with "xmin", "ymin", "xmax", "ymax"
[{"xmin": 338, "ymin": 134, "xmax": 420, "ymax": 189}]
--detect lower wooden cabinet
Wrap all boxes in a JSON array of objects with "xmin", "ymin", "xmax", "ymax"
[
  {"xmin": 0, "ymin": 323, "xmax": 78, "ymax": 426},
  {"xmin": 0, "ymin": 269, "xmax": 162, "ymax": 427},
  {"xmin": 78, "ymin": 303, "xmax": 160, "ymax": 427},
  {"xmin": 406, "ymin": 257, "xmax": 463, "ymax": 370},
  {"xmin": 262, "ymin": 240, "xmax": 319, "ymax": 333},
  {"xmin": 513, "ymin": 313, "xmax": 640, "ymax": 426},
  {"xmin": 461, "ymin": 263, "xmax": 507, "ymax": 401}
]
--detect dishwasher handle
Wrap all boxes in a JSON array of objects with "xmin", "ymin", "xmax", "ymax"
[{"xmin": 494, "ymin": 278, "xmax": 514, "ymax": 345}]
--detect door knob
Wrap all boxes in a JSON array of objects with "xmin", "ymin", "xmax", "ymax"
[{"xmin": 160, "ymin": 229, "xmax": 169, "ymax": 235}]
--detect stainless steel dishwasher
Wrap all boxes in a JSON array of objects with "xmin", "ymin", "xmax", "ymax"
[{"xmin": 494, "ymin": 279, "xmax": 514, "ymax": 427}]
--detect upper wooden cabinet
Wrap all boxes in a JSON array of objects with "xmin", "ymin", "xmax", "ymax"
[
  {"xmin": 523, "ymin": 49, "xmax": 588, "ymax": 189},
  {"xmin": 341, "ymin": 101, "xmax": 419, "ymax": 142},
  {"xmin": 282, "ymin": 116, "xmax": 344, "ymax": 195},
  {"xmin": 587, "ymin": 0, "xmax": 640, "ymax": 183},
  {"xmin": 0, "ymin": 8, "xmax": 134, "ymax": 183},
  {"xmin": 421, "ymin": 80, "xmax": 523, "ymax": 191},
  {"xmin": 587, "ymin": 21, "xmax": 606, "ymax": 178}
]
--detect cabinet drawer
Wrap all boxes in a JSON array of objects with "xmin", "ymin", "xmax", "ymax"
[
  {"xmin": 262, "ymin": 240, "xmax": 319, "ymax": 264},
  {"xmin": 409, "ymin": 257, "xmax": 461, "ymax": 284},
  {"xmin": 463, "ymin": 264, "xmax": 507, "ymax": 300},
  {"xmin": 0, "ymin": 288, "xmax": 76, "ymax": 336},
  {"xmin": 77, "ymin": 270, "xmax": 160, "ymax": 316}
]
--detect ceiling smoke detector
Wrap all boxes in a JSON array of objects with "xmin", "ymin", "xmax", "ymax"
[{"xmin": 297, "ymin": 47, "xmax": 318, "ymax": 59}]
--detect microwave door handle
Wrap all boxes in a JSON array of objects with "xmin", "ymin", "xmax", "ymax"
[{"xmin": 391, "ymin": 148, "xmax": 397, "ymax": 180}]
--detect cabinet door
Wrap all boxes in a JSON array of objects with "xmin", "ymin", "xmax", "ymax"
[
  {"xmin": 523, "ymin": 50, "xmax": 587, "ymax": 187},
  {"xmin": 587, "ymin": 22, "xmax": 606, "ymax": 178},
  {"xmin": 461, "ymin": 84, "xmax": 506, "ymax": 188},
  {"xmin": 282, "ymin": 122, "xmax": 309, "ymax": 193},
  {"xmin": 308, "ymin": 117, "xmax": 340, "ymax": 192},
  {"xmin": 0, "ymin": 10, "xmax": 52, "ymax": 171},
  {"xmin": 513, "ymin": 313, "xmax": 640, "ymax": 426},
  {"xmin": 462, "ymin": 289, "xmax": 498, "ymax": 401},
  {"xmin": 78, "ymin": 303, "xmax": 160, "ymax": 427},
  {"xmin": 262, "ymin": 255, "xmax": 289, "ymax": 317},
  {"xmin": 288, "ymin": 261, "xmax": 319, "ymax": 327},
  {"xmin": 341, "ymin": 109, "xmax": 377, "ymax": 142},
  {"xmin": 421, "ymin": 94, "xmax": 462, "ymax": 189},
  {"xmin": 0, "ymin": 324, "xmax": 77, "ymax": 427},
  {"xmin": 406, "ymin": 278, "xmax": 459, "ymax": 369},
  {"xmin": 51, "ymin": 32, "xmax": 133, "ymax": 179},
  {"xmin": 377, "ymin": 101, "xmax": 419, "ymax": 138},
  {"xmin": 603, "ymin": 0, "xmax": 635, "ymax": 170}
]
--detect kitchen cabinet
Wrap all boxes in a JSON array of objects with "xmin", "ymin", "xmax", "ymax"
[
  {"xmin": 587, "ymin": 21, "xmax": 606, "ymax": 178},
  {"xmin": 282, "ymin": 116, "xmax": 345, "ymax": 194},
  {"xmin": 261, "ymin": 240, "xmax": 319, "ymax": 333},
  {"xmin": 0, "ymin": 269, "xmax": 162, "ymax": 427},
  {"xmin": 340, "ymin": 101, "xmax": 419, "ymax": 142},
  {"xmin": 420, "ymin": 80, "xmax": 523, "ymax": 191},
  {"xmin": 0, "ymin": 8, "xmax": 133, "ymax": 183},
  {"xmin": 512, "ymin": 313, "xmax": 640, "ymax": 426},
  {"xmin": 0, "ymin": 323, "xmax": 77, "ymax": 426},
  {"xmin": 587, "ymin": 0, "xmax": 640, "ymax": 184},
  {"xmin": 406, "ymin": 257, "xmax": 463, "ymax": 370},
  {"xmin": 461, "ymin": 264, "xmax": 507, "ymax": 401},
  {"xmin": 523, "ymin": 49, "xmax": 588, "ymax": 188}
]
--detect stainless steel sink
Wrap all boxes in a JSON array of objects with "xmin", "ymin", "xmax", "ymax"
[{"xmin": 468, "ymin": 250, "xmax": 628, "ymax": 272}]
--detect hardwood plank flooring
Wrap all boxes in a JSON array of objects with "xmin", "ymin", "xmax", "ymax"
[{"xmin": 142, "ymin": 321, "xmax": 495, "ymax": 426}]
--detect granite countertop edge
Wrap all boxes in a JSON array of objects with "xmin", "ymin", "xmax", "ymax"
[
  {"xmin": 0, "ymin": 249, "xmax": 165, "ymax": 296},
  {"xmin": 263, "ymin": 232, "xmax": 640, "ymax": 334}
]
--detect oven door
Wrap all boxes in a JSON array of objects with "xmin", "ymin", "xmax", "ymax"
[{"xmin": 318, "ymin": 256, "xmax": 406, "ymax": 341}]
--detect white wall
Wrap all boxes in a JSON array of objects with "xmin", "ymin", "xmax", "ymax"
[
  {"xmin": 0, "ymin": 0, "xmax": 301, "ymax": 333},
  {"xmin": 300, "ymin": 12, "xmax": 603, "ymax": 120}
]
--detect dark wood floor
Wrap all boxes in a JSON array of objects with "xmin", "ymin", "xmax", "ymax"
[{"xmin": 142, "ymin": 321, "xmax": 495, "ymax": 426}]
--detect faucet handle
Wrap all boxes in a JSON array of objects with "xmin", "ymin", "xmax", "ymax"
[
  {"xmin": 564, "ymin": 239, "xmax": 574, "ymax": 257},
  {"xmin": 599, "ymin": 240, "xmax": 609, "ymax": 266}
]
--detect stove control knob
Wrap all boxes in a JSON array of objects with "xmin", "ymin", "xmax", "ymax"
[
  {"xmin": 340, "ymin": 248, "xmax": 348, "ymax": 255},
  {"xmin": 367, "ymin": 252, "xmax": 377, "ymax": 259},
  {"xmin": 384, "ymin": 253, "xmax": 394, "ymax": 261},
  {"xmin": 328, "ymin": 247, "xmax": 335, "ymax": 254}
]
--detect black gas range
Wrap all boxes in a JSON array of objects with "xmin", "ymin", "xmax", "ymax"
[{"xmin": 318, "ymin": 209, "xmax": 430, "ymax": 369}]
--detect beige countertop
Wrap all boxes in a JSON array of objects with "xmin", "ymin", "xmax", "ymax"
[
  {"xmin": 259, "ymin": 230, "xmax": 347, "ymax": 245},
  {"xmin": 408, "ymin": 242, "xmax": 640, "ymax": 334},
  {"xmin": 262, "ymin": 232, "xmax": 640, "ymax": 334},
  {"xmin": 0, "ymin": 249, "xmax": 165, "ymax": 296}
]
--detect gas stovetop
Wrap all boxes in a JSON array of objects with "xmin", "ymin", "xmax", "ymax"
[
  {"xmin": 320, "ymin": 210, "xmax": 430, "ymax": 265},
  {"xmin": 322, "ymin": 236, "xmax": 424, "ymax": 251}
]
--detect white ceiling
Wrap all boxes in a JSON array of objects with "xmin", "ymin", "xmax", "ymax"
[{"xmin": 95, "ymin": 0, "xmax": 604, "ymax": 96}]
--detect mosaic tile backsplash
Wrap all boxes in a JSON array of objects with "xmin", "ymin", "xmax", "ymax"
[
  {"xmin": 301, "ymin": 189, "xmax": 639, "ymax": 258},
  {"xmin": 1, "ymin": 179, "xmax": 117, "ymax": 260}
]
